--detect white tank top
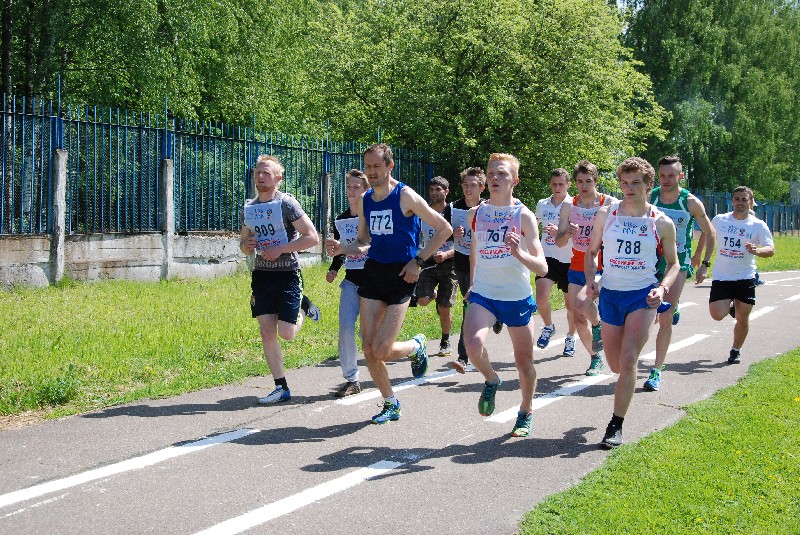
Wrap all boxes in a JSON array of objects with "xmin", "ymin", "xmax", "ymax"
[
  {"xmin": 470, "ymin": 203, "xmax": 532, "ymax": 301},
  {"xmin": 600, "ymin": 201, "xmax": 661, "ymax": 291},
  {"xmin": 334, "ymin": 216, "xmax": 367, "ymax": 270}
]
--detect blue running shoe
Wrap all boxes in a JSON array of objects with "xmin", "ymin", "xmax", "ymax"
[
  {"xmin": 643, "ymin": 367, "xmax": 662, "ymax": 391},
  {"xmin": 672, "ymin": 305, "xmax": 680, "ymax": 325},
  {"xmin": 511, "ymin": 411, "xmax": 533, "ymax": 437},
  {"xmin": 409, "ymin": 334, "xmax": 429, "ymax": 378},
  {"xmin": 537, "ymin": 325, "xmax": 555, "ymax": 349},
  {"xmin": 478, "ymin": 378, "xmax": 502, "ymax": 416},
  {"xmin": 371, "ymin": 400, "xmax": 401, "ymax": 424},
  {"xmin": 258, "ymin": 386, "xmax": 291, "ymax": 404},
  {"xmin": 562, "ymin": 336, "xmax": 576, "ymax": 357}
]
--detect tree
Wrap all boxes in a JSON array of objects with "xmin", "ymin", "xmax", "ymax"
[
  {"xmin": 311, "ymin": 0, "xmax": 666, "ymax": 202},
  {"xmin": 623, "ymin": 0, "xmax": 800, "ymax": 200}
]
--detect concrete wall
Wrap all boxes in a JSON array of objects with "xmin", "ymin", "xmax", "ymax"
[{"xmin": 0, "ymin": 232, "xmax": 322, "ymax": 288}]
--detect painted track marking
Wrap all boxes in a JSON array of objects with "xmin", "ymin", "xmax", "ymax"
[
  {"xmin": 639, "ymin": 333, "xmax": 710, "ymax": 362},
  {"xmin": 749, "ymin": 306, "xmax": 776, "ymax": 320},
  {"xmin": 486, "ymin": 374, "xmax": 613, "ymax": 424},
  {"xmin": 335, "ymin": 369, "xmax": 457, "ymax": 406},
  {"xmin": 0, "ymin": 429, "xmax": 258, "ymax": 510}
]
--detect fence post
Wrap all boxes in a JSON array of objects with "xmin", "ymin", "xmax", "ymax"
[
  {"xmin": 160, "ymin": 158, "xmax": 174, "ymax": 280},
  {"xmin": 49, "ymin": 149, "xmax": 68, "ymax": 284},
  {"xmin": 321, "ymin": 171, "xmax": 332, "ymax": 261}
]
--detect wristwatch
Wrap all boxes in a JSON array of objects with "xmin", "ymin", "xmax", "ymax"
[
  {"xmin": 701, "ymin": 260, "xmax": 711, "ymax": 268},
  {"xmin": 414, "ymin": 255, "xmax": 426, "ymax": 268},
  {"xmin": 659, "ymin": 284, "xmax": 670, "ymax": 295}
]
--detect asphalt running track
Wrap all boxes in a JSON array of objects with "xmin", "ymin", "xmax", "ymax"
[{"xmin": 2, "ymin": 272, "xmax": 800, "ymax": 534}]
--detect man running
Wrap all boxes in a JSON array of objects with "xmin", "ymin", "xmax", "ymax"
[
  {"xmin": 534, "ymin": 168, "xmax": 577, "ymax": 356},
  {"xmin": 326, "ymin": 144, "xmax": 451, "ymax": 424},
  {"xmin": 240, "ymin": 155, "xmax": 321, "ymax": 404},
  {"xmin": 416, "ymin": 176, "xmax": 458, "ymax": 358},
  {"xmin": 555, "ymin": 160, "xmax": 615, "ymax": 376},
  {"xmin": 585, "ymin": 157, "xmax": 679, "ymax": 448},
  {"xmin": 462, "ymin": 153, "xmax": 547, "ymax": 438},
  {"xmin": 707, "ymin": 186, "xmax": 774, "ymax": 364},
  {"xmin": 325, "ymin": 169, "xmax": 370, "ymax": 398},
  {"xmin": 449, "ymin": 167, "xmax": 486, "ymax": 373},
  {"xmin": 645, "ymin": 155, "xmax": 715, "ymax": 391}
]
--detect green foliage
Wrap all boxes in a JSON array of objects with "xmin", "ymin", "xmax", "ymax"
[
  {"xmin": 311, "ymin": 0, "xmax": 667, "ymax": 204},
  {"xmin": 623, "ymin": 0, "xmax": 800, "ymax": 200}
]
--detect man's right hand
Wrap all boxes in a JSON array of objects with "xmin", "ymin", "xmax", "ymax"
[
  {"xmin": 326, "ymin": 270, "xmax": 337, "ymax": 283},
  {"xmin": 241, "ymin": 236, "xmax": 257, "ymax": 254}
]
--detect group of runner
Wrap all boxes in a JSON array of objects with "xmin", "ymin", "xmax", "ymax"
[{"xmin": 239, "ymin": 146, "xmax": 774, "ymax": 448}]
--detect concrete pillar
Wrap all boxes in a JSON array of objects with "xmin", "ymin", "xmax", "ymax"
[
  {"xmin": 160, "ymin": 159, "xmax": 174, "ymax": 280},
  {"xmin": 49, "ymin": 149, "xmax": 68, "ymax": 284}
]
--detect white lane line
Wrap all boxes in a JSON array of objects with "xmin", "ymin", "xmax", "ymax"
[
  {"xmin": 486, "ymin": 374, "xmax": 613, "ymax": 424},
  {"xmin": 749, "ymin": 306, "xmax": 776, "ymax": 320},
  {"xmin": 534, "ymin": 337, "xmax": 566, "ymax": 351},
  {"xmin": 639, "ymin": 333, "xmax": 710, "ymax": 362},
  {"xmin": 785, "ymin": 294, "xmax": 800, "ymax": 302},
  {"xmin": 678, "ymin": 302, "xmax": 697, "ymax": 308},
  {"xmin": 335, "ymin": 369, "xmax": 457, "ymax": 406},
  {"xmin": 764, "ymin": 276, "xmax": 800, "ymax": 284},
  {"xmin": 193, "ymin": 459, "xmax": 407, "ymax": 535},
  {"xmin": 0, "ymin": 428, "xmax": 258, "ymax": 510}
]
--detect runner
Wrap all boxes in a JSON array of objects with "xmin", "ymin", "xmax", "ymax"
[
  {"xmin": 707, "ymin": 186, "xmax": 774, "ymax": 364},
  {"xmin": 585, "ymin": 156, "xmax": 679, "ymax": 448},
  {"xmin": 645, "ymin": 155, "xmax": 715, "ymax": 391},
  {"xmin": 416, "ymin": 176, "xmax": 458, "ymax": 358},
  {"xmin": 555, "ymin": 160, "xmax": 615, "ymax": 376},
  {"xmin": 462, "ymin": 153, "xmax": 548, "ymax": 438},
  {"xmin": 240, "ymin": 155, "xmax": 322, "ymax": 404},
  {"xmin": 449, "ymin": 167, "xmax": 486, "ymax": 373},
  {"xmin": 325, "ymin": 169, "xmax": 370, "ymax": 398},
  {"xmin": 534, "ymin": 168, "xmax": 576, "ymax": 356},
  {"xmin": 325, "ymin": 144, "xmax": 451, "ymax": 424}
]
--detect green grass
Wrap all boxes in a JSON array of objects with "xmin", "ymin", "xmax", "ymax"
[
  {"xmin": 0, "ymin": 263, "xmax": 452, "ymax": 420},
  {"xmin": 519, "ymin": 349, "xmax": 800, "ymax": 534}
]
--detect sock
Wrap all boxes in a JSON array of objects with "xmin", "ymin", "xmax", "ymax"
[
  {"xmin": 547, "ymin": 324, "xmax": 555, "ymax": 330},
  {"xmin": 274, "ymin": 377, "xmax": 288, "ymax": 390},
  {"xmin": 566, "ymin": 334, "xmax": 575, "ymax": 340},
  {"xmin": 384, "ymin": 395, "xmax": 399, "ymax": 406},
  {"xmin": 731, "ymin": 347, "xmax": 740, "ymax": 353},
  {"xmin": 610, "ymin": 414, "xmax": 624, "ymax": 428},
  {"xmin": 441, "ymin": 333, "xmax": 450, "ymax": 342}
]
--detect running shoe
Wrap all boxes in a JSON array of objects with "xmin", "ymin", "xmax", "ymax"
[
  {"xmin": 728, "ymin": 349, "xmax": 741, "ymax": 364},
  {"xmin": 301, "ymin": 296, "xmax": 321, "ymax": 322},
  {"xmin": 478, "ymin": 378, "xmax": 502, "ymax": 416},
  {"xmin": 449, "ymin": 357, "xmax": 469, "ymax": 374},
  {"xmin": 672, "ymin": 305, "xmax": 680, "ymax": 325},
  {"xmin": 409, "ymin": 333, "xmax": 429, "ymax": 378},
  {"xmin": 562, "ymin": 336, "xmax": 576, "ymax": 357},
  {"xmin": 437, "ymin": 340, "xmax": 452, "ymax": 357},
  {"xmin": 511, "ymin": 411, "xmax": 533, "ymax": 437},
  {"xmin": 371, "ymin": 400, "xmax": 401, "ymax": 424},
  {"xmin": 537, "ymin": 325, "xmax": 555, "ymax": 349},
  {"xmin": 258, "ymin": 386, "xmax": 291, "ymax": 404},
  {"xmin": 643, "ymin": 367, "xmax": 662, "ymax": 391},
  {"xmin": 600, "ymin": 423, "xmax": 623, "ymax": 449},
  {"xmin": 333, "ymin": 381, "xmax": 362, "ymax": 398},
  {"xmin": 492, "ymin": 321, "xmax": 503, "ymax": 334},
  {"xmin": 585, "ymin": 354, "xmax": 605, "ymax": 376},
  {"xmin": 591, "ymin": 323, "xmax": 603, "ymax": 353},
  {"xmin": 755, "ymin": 271, "xmax": 764, "ymax": 286}
]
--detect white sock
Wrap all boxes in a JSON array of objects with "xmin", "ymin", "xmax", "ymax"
[{"xmin": 384, "ymin": 395, "xmax": 398, "ymax": 406}]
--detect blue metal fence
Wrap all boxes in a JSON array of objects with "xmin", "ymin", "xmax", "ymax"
[{"xmin": 1, "ymin": 93, "xmax": 436, "ymax": 236}]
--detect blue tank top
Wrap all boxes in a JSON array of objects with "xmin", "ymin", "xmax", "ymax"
[{"xmin": 364, "ymin": 181, "xmax": 420, "ymax": 264}]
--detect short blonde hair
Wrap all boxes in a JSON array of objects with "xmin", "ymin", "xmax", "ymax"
[
  {"xmin": 255, "ymin": 154, "xmax": 284, "ymax": 176},
  {"xmin": 488, "ymin": 153, "xmax": 520, "ymax": 178},
  {"xmin": 616, "ymin": 157, "xmax": 655, "ymax": 189}
]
